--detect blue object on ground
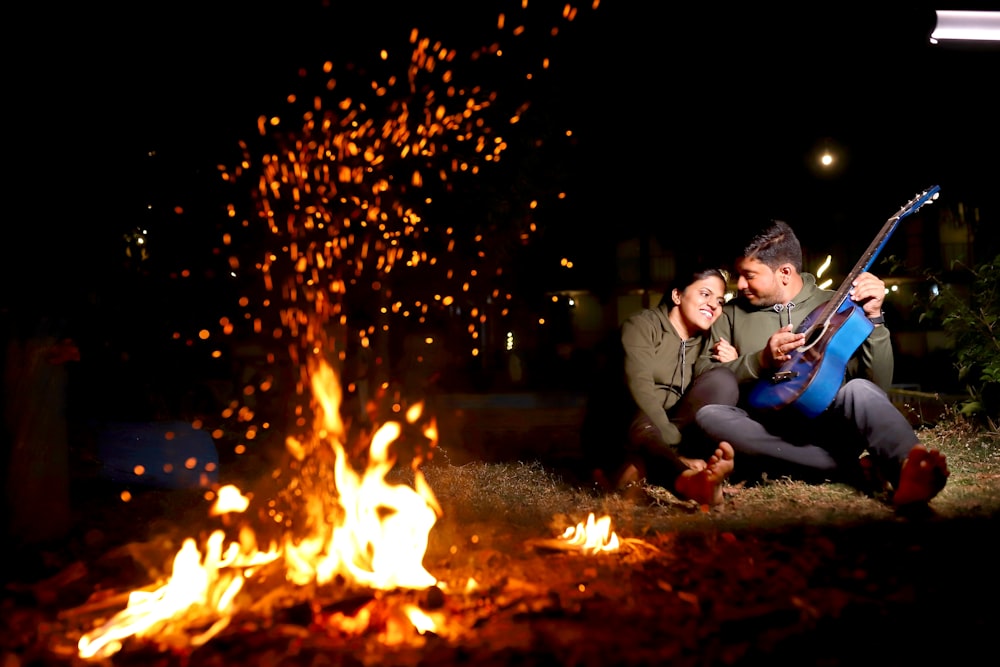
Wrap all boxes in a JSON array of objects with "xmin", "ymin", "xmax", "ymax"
[{"xmin": 96, "ymin": 421, "xmax": 219, "ymax": 489}]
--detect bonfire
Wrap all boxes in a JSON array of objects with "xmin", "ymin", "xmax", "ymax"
[{"xmin": 70, "ymin": 358, "xmax": 628, "ymax": 662}]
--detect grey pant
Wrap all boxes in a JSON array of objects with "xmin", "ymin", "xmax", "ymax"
[{"xmin": 696, "ymin": 377, "xmax": 917, "ymax": 486}]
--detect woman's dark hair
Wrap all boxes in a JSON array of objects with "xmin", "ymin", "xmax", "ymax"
[
  {"xmin": 742, "ymin": 219, "xmax": 803, "ymax": 272},
  {"xmin": 658, "ymin": 265, "xmax": 728, "ymax": 307}
]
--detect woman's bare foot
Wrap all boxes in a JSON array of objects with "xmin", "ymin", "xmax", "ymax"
[
  {"xmin": 674, "ymin": 442, "xmax": 735, "ymax": 506},
  {"xmin": 893, "ymin": 445, "xmax": 950, "ymax": 509}
]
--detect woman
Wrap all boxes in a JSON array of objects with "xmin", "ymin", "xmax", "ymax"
[{"xmin": 616, "ymin": 265, "xmax": 739, "ymax": 506}]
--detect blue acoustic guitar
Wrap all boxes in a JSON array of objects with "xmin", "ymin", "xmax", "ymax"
[{"xmin": 747, "ymin": 185, "xmax": 941, "ymax": 418}]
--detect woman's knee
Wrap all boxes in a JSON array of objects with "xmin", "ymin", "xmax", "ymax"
[
  {"xmin": 627, "ymin": 411, "xmax": 657, "ymax": 446},
  {"xmin": 690, "ymin": 368, "xmax": 739, "ymax": 406}
]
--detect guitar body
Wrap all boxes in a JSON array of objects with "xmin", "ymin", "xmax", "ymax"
[{"xmin": 748, "ymin": 300, "xmax": 874, "ymax": 418}]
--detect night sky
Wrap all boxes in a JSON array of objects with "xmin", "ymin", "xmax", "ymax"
[{"xmin": 11, "ymin": 1, "xmax": 1000, "ymax": 304}]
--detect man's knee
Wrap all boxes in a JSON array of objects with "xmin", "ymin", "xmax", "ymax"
[
  {"xmin": 695, "ymin": 403, "xmax": 743, "ymax": 428},
  {"xmin": 840, "ymin": 378, "xmax": 885, "ymax": 402}
]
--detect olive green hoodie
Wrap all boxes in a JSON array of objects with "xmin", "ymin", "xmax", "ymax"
[
  {"xmin": 694, "ymin": 273, "xmax": 894, "ymax": 391},
  {"xmin": 621, "ymin": 303, "xmax": 707, "ymax": 446}
]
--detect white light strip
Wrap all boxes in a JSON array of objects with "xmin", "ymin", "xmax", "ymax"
[{"xmin": 930, "ymin": 10, "xmax": 1000, "ymax": 43}]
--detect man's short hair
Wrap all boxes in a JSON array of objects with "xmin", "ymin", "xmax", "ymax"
[{"xmin": 742, "ymin": 219, "xmax": 803, "ymax": 272}]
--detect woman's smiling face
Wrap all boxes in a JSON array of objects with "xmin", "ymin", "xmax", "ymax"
[{"xmin": 674, "ymin": 276, "xmax": 727, "ymax": 333}]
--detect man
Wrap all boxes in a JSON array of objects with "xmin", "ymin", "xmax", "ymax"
[{"xmin": 694, "ymin": 220, "xmax": 949, "ymax": 510}]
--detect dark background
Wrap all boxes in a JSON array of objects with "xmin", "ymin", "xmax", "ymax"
[{"xmin": 8, "ymin": 0, "xmax": 999, "ymax": 334}]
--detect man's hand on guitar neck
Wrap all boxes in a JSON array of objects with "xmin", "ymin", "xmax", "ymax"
[
  {"xmin": 850, "ymin": 272, "xmax": 887, "ymax": 321},
  {"xmin": 761, "ymin": 324, "xmax": 806, "ymax": 369}
]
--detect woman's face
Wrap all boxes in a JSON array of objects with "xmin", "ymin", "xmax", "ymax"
[{"xmin": 674, "ymin": 276, "xmax": 727, "ymax": 333}]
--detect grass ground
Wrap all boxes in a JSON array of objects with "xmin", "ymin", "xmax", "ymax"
[{"xmin": 417, "ymin": 414, "xmax": 1000, "ymax": 536}]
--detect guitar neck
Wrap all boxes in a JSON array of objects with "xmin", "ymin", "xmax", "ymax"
[{"xmin": 800, "ymin": 186, "xmax": 941, "ymax": 337}]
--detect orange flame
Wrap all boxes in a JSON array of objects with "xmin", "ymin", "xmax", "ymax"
[
  {"xmin": 78, "ymin": 359, "xmax": 441, "ymax": 659},
  {"xmin": 78, "ymin": 524, "xmax": 280, "ymax": 659},
  {"xmin": 558, "ymin": 512, "xmax": 620, "ymax": 554}
]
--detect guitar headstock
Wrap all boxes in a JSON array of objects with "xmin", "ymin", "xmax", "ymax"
[
  {"xmin": 860, "ymin": 185, "xmax": 943, "ymax": 275},
  {"xmin": 896, "ymin": 185, "xmax": 941, "ymax": 221}
]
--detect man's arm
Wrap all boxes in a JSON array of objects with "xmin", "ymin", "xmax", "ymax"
[
  {"xmin": 847, "ymin": 272, "xmax": 894, "ymax": 391},
  {"xmin": 851, "ymin": 322, "xmax": 894, "ymax": 392}
]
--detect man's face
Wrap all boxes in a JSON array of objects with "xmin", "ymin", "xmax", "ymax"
[{"xmin": 734, "ymin": 257, "xmax": 784, "ymax": 308}]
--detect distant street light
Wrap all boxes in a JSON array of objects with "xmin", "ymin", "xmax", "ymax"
[{"xmin": 810, "ymin": 139, "xmax": 844, "ymax": 178}]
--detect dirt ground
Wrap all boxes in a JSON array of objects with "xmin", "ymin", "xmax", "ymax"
[{"xmin": 2, "ymin": 473, "xmax": 997, "ymax": 667}]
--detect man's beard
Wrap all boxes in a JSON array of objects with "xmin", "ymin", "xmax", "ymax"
[{"xmin": 741, "ymin": 291, "xmax": 779, "ymax": 309}]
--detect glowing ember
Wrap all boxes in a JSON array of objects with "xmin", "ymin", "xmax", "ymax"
[{"xmin": 180, "ymin": 1, "xmax": 600, "ymax": 472}]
